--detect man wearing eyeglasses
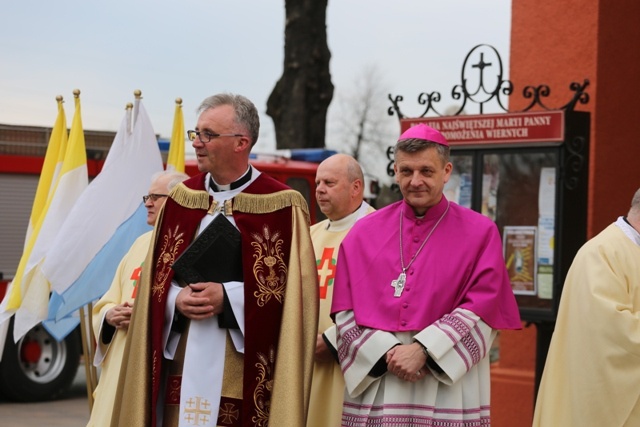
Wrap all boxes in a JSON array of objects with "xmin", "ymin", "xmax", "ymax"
[
  {"xmin": 113, "ymin": 93, "xmax": 318, "ymax": 427},
  {"xmin": 88, "ymin": 170, "xmax": 188, "ymax": 427}
]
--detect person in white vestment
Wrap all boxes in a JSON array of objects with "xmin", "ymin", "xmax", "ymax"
[
  {"xmin": 331, "ymin": 124, "xmax": 521, "ymax": 427},
  {"xmin": 533, "ymin": 187, "xmax": 640, "ymax": 426},
  {"xmin": 88, "ymin": 170, "xmax": 188, "ymax": 427},
  {"xmin": 307, "ymin": 154, "xmax": 375, "ymax": 427}
]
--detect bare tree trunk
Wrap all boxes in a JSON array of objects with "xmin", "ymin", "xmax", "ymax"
[
  {"xmin": 267, "ymin": 0, "xmax": 334, "ymax": 149},
  {"xmin": 352, "ymin": 99, "xmax": 371, "ymax": 161}
]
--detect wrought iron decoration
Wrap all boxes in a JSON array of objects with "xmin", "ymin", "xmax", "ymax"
[
  {"xmin": 385, "ymin": 44, "xmax": 591, "ymax": 183},
  {"xmin": 387, "ymin": 44, "xmax": 590, "ymax": 120}
]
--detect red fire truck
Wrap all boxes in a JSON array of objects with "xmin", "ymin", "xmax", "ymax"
[{"xmin": 0, "ymin": 129, "xmax": 363, "ymax": 401}]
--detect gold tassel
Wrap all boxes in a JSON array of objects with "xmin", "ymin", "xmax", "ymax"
[
  {"xmin": 224, "ymin": 199, "xmax": 233, "ymax": 216},
  {"xmin": 233, "ymin": 190, "xmax": 309, "ymax": 217},
  {"xmin": 208, "ymin": 199, "xmax": 233, "ymax": 216},
  {"xmin": 169, "ymin": 183, "xmax": 210, "ymax": 210}
]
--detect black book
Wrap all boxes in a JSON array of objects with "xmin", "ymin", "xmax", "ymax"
[{"xmin": 171, "ymin": 215, "xmax": 243, "ymax": 285}]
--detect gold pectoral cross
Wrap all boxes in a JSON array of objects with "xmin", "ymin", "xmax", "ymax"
[{"xmin": 391, "ymin": 271, "xmax": 406, "ymax": 297}]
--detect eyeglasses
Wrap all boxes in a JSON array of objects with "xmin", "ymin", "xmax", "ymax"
[
  {"xmin": 187, "ymin": 130, "xmax": 244, "ymax": 143},
  {"xmin": 142, "ymin": 193, "xmax": 168, "ymax": 203}
]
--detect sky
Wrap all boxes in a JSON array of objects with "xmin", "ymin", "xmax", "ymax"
[{"xmin": 1, "ymin": 1, "xmax": 511, "ymax": 182}]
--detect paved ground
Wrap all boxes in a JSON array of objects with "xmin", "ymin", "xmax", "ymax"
[{"xmin": 0, "ymin": 365, "xmax": 90, "ymax": 427}]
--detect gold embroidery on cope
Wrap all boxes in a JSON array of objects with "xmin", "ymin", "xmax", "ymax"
[
  {"xmin": 251, "ymin": 347, "xmax": 275, "ymax": 426},
  {"xmin": 251, "ymin": 225, "xmax": 286, "ymax": 306},
  {"xmin": 154, "ymin": 225, "xmax": 185, "ymax": 301}
]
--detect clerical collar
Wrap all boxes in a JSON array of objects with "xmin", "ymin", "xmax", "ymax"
[
  {"xmin": 209, "ymin": 167, "xmax": 252, "ymax": 192},
  {"xmin": 326, "ymin": 202, "xmax": 370, "ymax": 232},
  {"xmin": 617, "ymin": 216, "xmax": 640, "ymax": 246}
]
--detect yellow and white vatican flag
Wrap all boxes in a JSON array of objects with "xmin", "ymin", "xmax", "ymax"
[
  {"xmin": 166, "ymin": 97, "xmax": 185, "ymax": 172},
  {"xmin": 9, "ymin": 90, "xmax": 88, "ymax": 341},
  {"xmin": 0, "ymin": 96, "xmax": 69, "ymax": 357},
  {"xmin": 24, "ymin": 96, "xmax": 69, "ymax": 246}
]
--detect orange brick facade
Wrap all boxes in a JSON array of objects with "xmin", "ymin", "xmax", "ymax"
[{"xmin": 491, "ymin": 1, "xmax": 640, "ymax": 425}]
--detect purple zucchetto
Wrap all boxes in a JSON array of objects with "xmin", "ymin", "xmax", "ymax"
[{"xmin": 398, "ymin": 123, "xmax": 448, "ymax": 147}]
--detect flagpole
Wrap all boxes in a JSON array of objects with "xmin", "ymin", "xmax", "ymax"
[
  {"xmin": 77, "ymin": 99, "xmax": 138, "ymax": 414},
  {"xmin": 71, "ymin": 87, "xmax": 91, "ymax": 414},
  {"xmin": 62, "ymin": 93, "xmax": 88, "ymax": 382},
  {"xmin": 132, "ymin": 89, "xmax": 142, "ymax": 128},
  {"xmin": 125, "ymin": 102, "xmax": 133, "ymax": 137},
  {"xmin": 79, "ymin": 305, "xmax": 95, "ymax": 412},
  {"xmin": 86, "ymin": 302, "xmax": 98, "ymax": 395}
]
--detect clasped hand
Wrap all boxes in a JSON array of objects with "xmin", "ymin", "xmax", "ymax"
[
  {"xmin": 175, "ymin": 282, "xmax": 224, "ymax": 320},
  {"xmin": 386, "ymin": 342, "xmax": 428, "ymax": 383},
  {"xmin": 106, "ymin": 301, "xmax": 133, "ymax": 329}
]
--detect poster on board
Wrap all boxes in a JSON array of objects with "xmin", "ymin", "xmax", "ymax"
[{"xmin": 503, "ymin": 226, "xmax": 538, "ymax": 295}]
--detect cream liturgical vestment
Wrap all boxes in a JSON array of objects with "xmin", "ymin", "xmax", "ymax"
[
  {"xmin": 533, "ymin": 217, "xmax": 640, "ymax": 427},
  {"xmin": 307, "ymin": 202, "xmax": 374, "ymax": 427},
  {"xmin": 87, "ymin": 231, "xmax": 152, "ymax": 427}
]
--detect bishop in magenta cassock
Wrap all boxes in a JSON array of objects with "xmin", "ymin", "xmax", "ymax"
[{"xmin": 331, "ymin": 124, "xmax": 521, "ymax": 427}]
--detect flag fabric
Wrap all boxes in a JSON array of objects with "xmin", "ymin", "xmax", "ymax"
[
  {"xmin": 42, "ymin": 100, "xmax": 163, "ymax": 339},
  {"xmin": 8, "ymin": 93, "xmax": 89, "ymax": 341},
  {"xmin": 0, "ymin": 97, "xmax": 68, "ymax": 327},
  {"xmin": 166, "ymin": 98, "xmax": 185, "ymax": 172},
  {"xmin": 43, "ymin": 100, "xmax": 163, "ymax": 295},
  {"xmin": 24, "ymin": 97, "xmax": 68, "ymax": 247},
  {"xmin": 0, "ymin": 97, "xmax": 67, "ymax": 359},
  {"xmin": 44, "ymin": 205, "xmax": 151, "ymax": 340}
]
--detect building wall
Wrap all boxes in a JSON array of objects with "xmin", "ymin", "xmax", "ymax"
[
  {"xmin": 510, "ymin": 0, "xmax": 640, "ymax": 235},
  {"xmin": 0, "ymin": 123, "xmax": 119, "ymax": 159},
  {"xmin": 492, "ymin": 1, "xmax": 640, "ymax": 426}
]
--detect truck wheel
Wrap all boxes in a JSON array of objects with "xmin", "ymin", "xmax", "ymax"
[{"xmin": 0, "ymin": 319, "xmax": 81, "ymax": 402}]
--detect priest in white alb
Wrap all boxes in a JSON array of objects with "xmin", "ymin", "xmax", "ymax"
[
  {"xmin": 533, "ymin": 187, "xmax": 640, "ymax": 426},
  {"xmin": 88, "ymin": 170, "xmax": 188, "ymax": 427},
  {"xmin": 307, "ymin": 153, "xmax": 375, "ymax": 427}
]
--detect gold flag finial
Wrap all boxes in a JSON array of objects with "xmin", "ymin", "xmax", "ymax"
[
  {"xmin": 125, "ymin": 102, "xmax": 133, "ymax": 110},
  {"xmin": 175, "ymin": 97, "xmax": 183, "ymax": 106},
  {"xmin": 56, "ymin": 95, "xmax": 63, "ymax": 103},
  {"xmin": 73, "ymin": 89, "xmax": 81, "ymax": 98},
  {"xmin": 134, "ymin": 89, "xmax": 142, "ymax": 99}
]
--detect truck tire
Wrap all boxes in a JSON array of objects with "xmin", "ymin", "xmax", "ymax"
[{"xmin": 0, "ymin": 319, "xmax": 81, "ymax": 402}]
